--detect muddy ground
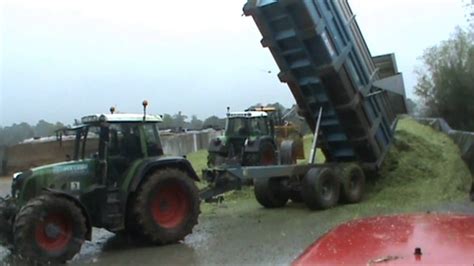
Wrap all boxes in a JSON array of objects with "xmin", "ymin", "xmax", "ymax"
[{"xmin": 0, "ymin": 177, "xmax": 473, "ymax": 265}]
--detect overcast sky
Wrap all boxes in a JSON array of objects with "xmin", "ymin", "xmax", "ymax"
[{"xmin": 0, "ymin": 0, "xmax": 470, "ymax": 126}]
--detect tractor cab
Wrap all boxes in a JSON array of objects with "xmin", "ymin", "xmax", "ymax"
[
  {"xmin": 12, "ymin": 112, "xmax": 164, "ymax": 205},
  {"xmin": 218, "ymin": 111, "xmax": 272, "ymax": 163},
  {"xmin": 61, "ymin": 113, "xmax": 163, "ymax": 161},
  {"xmin": 225, "ymin": 111, "xmax": 273, "ymax": 138},
  {"xmin": 207, "ymin": 108, "xmax": 281, "ymax": 168},
  {"xmin": 79, "ymin": 113, "xmax": 164, "ymax": 184}
]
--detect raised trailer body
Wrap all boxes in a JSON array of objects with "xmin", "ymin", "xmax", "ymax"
[
  {"xmin": 243, "ymin": 0, "xmax": 406, "ymax": 168},
  {"xmin": 201, "ymin": 0, "xmax": 406, "ymax": 207}
]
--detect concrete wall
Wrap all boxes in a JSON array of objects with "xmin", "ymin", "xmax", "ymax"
[
  {"xmin": 4, "ymin": 131, "xmax": 222, "ymax": 174},
  {"xmin": 5, "ymin": 139, "xmax": 99, "ymax": 174},
  {"xmin": 161, "ymin": 130, "xmax": 222, "ymax": 156}
]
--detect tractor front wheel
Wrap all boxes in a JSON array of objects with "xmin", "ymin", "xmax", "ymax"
[
  {"xmin": 13, "ymin": 194, "xmax": 86, "ymax": 263},
  {"xmin": 129, "ymin": 168, "xmax": 200, "ymax": 244}
]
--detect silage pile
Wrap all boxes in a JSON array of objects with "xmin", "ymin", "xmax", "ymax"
[{"xmin": 368, "ymin": 117, "xmax": 472, "ymax": 205}]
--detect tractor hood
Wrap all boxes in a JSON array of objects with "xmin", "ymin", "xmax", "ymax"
[
  {"xmin": 21, "ymin": 160, "xmax": 93, "ymax": 179},
  {"xmin": 12, "ymin": 160, "xmax": 95, "ymax": 200},
  {"xmin": 293, "ymin": 213, "xmax": 474, "ymax": 265}
]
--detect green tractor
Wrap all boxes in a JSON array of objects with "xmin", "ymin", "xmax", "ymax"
[
  {"xmin": 0, "ymin": 102, "xmax": 200, "ymax": 263},
  {"xmin": 207, "ymin": 107, "xmax": 304, "ymax": 168}
]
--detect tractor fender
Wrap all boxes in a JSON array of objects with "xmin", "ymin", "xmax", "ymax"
[
  {"xmin": 244, "ymin": 136, "xmax": 276, "ymax": 153},
  {"xmin": 43, "ymin": 188, "xmax": 92, "ymax": 241},
  {"xmin": 129, "ymin": 156, "xmax": 200, "ymax": 193}
]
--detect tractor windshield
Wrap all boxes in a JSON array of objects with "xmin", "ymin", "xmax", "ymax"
[
  {"xmin": 225, "ymin": 117, "xmax": 270, "ymax": 137},
  {"xmin": 225, "ymin": 118, "xmax": 249, "ymax": 137},
  {"xmin": 249, "ymin": 117, "xmax": 269, "ymax": 136},
  {"xmin": 107, "ymin": 123, "xmax": 163, "ymax": 158}
]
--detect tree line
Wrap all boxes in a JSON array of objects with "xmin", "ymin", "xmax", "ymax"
[
  {"xmin": 415, "ymin": 27, "xmax": 474, "ymax": 131},
  {"xmin": 0, "ymin": 120, "xmax": 66, "ymax": 147}
]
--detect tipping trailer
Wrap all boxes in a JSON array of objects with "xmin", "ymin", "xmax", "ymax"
[{"xmin": 200, "ymin": 0, "xmax": 407, "ymax": 209}]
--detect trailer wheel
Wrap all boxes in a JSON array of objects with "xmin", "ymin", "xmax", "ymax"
[
  {"xmin": 302, "ymin": 168, "xmax": 340, "ymax": 210},
  {"xmin": 254, "ymin": 177, "xmax": 289, "ymax": 208},
  {"xmin": 339, "ymin": 164, "xmax": 365, "ymax": 204},
  {"xmin": 13, "ymin": 194, "xmax": 86, "ymax": 263},
  {"xmin": 130, "ymin": 168, "xmax": 200, "ymax": 244}
]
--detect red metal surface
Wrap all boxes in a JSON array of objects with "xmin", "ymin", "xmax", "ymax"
[
  {"xmin": 35, "ymin": 213, "xmax": 73, "ymax": 252},
  {"xmin": 293, "ymin": 213, "xmax": 474, "ymax": 265},
  {"xmin": 151, "ymin": 183, "xmax": 189, "ymax": 229}
]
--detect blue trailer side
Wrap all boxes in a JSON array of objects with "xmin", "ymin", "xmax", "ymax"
[{"xmin": 243, "ymin": 0, "xmax": 407, "ymax": 169}]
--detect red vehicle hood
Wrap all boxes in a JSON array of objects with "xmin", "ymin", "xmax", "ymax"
[{"xmin": 293, "ymin": 213, "xmax": 474, "ymax": 266}]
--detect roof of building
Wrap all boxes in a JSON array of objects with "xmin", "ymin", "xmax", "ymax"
[{"xmin": 81, "ymin": 113, "xmax": 163, "ymax": 124}]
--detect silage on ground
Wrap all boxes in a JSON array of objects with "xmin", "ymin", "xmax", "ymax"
[{"xmin": 367, "ymin": 117, "xmax": 472, "ymax": 205}]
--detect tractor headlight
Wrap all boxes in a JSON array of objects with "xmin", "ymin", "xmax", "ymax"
[
  {"xmin": 11, "ymin": 171, "xmax": 30, "ymax": 198},
  {"xmin": 13, "ymin": 172, "xmax": 22, "ymax": 180},
  {"xmin": 12, "ymin": 172, "xmax": 23, "ymax": 198}
]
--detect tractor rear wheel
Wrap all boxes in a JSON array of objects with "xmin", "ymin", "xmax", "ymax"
[
  {"xmin": 129, "ymin": 168, "xmax": 200, "ymax": 244},
  {"xmin": 339, "ymin": 164, "xmax": 365, "ymax": 204},
  {"xmin": 259, "ymin": 141, "xmax": 277, "ymax": 166},
  {"xmin": 302, "ymin": 168, "xmax": 340, "ymax": 210},
  {"xmin": 254, "ymin": 177, "xmax": 289, "ymax": 208},
  {"xmin": 13, "ymin": 194, "xmax": 86, "ymax": 263}
]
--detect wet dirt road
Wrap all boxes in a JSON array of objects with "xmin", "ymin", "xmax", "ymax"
[{"xmin": 0, "ymin": 177, "xmax": 473, "ymax": 265}]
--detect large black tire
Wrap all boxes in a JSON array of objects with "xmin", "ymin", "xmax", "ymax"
[
  {"xmin": 280, "ymin": 140, "xmax": 297, "ymax": 165},
  {"xmin": 339, "ymin": 164, "xmax": 366, "ymax": 204},
  {"xmin": 243, "ymin": 141, "xmax": 277, "ymax": 166},
  {"xmin": 254, "ymin": 177, "xmax": 289, "ymax": 208},
  {"xmin": 13, "ymin": 194, "xmax": 86, "ymax": 263},
  {"xmin": 301, "ymin": 168, "xmax": 340, "ymax": 210},
  {"xmin": 128, "ymin": 168, "xmax": 200, "ymax": 244}
]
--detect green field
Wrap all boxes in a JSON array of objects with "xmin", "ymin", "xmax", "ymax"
[{"xmin": 187, "ymin": 117, "xmax": 472, "ymax": 210}]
